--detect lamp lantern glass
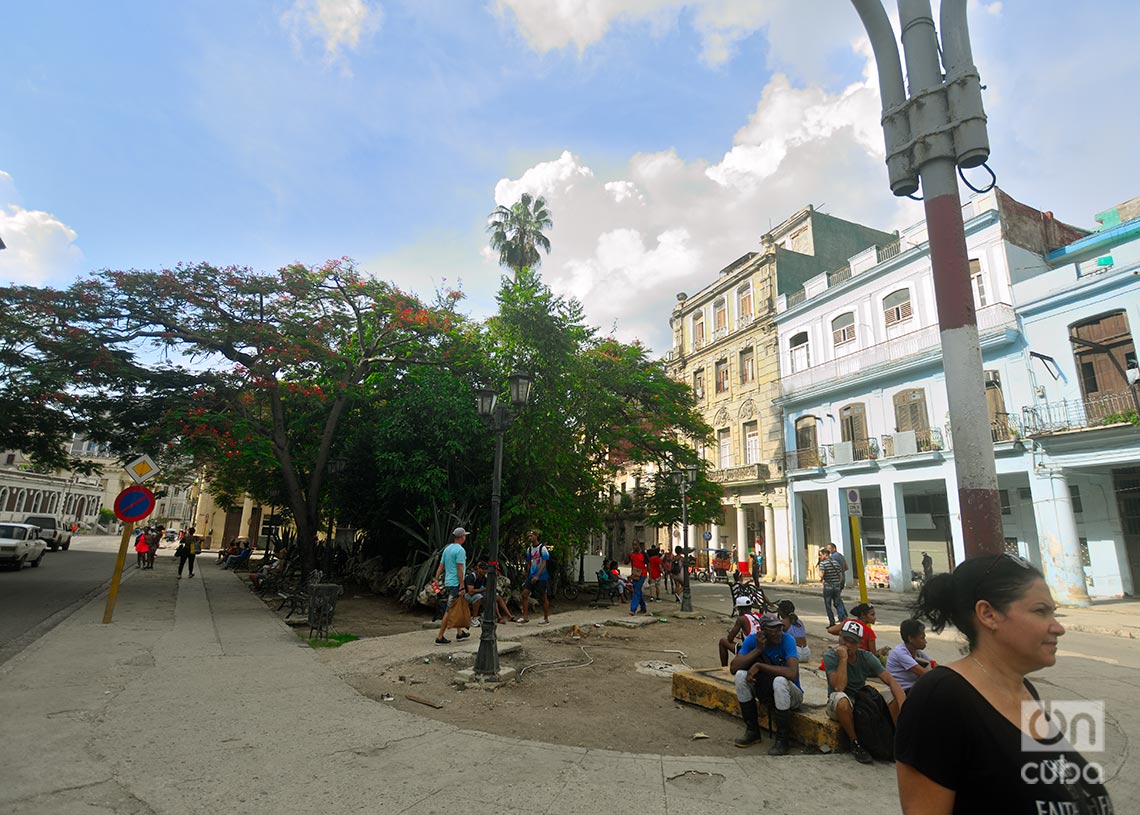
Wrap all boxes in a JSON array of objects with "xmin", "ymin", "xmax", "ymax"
[
  {"xmin": 477, "ymin": 387, "xmax": 497, "ymax": 417},
  {"xmin": 684, "ymin": 463, "xmax": 698, "ymax": 483},
  {"xmin": 508, "ymin": 372, "xmax": 533, "ymax": 407}
]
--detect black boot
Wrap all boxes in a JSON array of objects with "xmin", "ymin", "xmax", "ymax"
[
  {"xmin": 734, "ymin": 700, "xmax": 763, "ymax": 748},
  {"xmin": 768, "ymin": 708, "xmax": 792, "ymax": 756}
]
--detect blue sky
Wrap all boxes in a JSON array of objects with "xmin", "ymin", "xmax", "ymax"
[{"xmin": 3, "ymin": 1, "xmax": 1140, "ymax": 353}]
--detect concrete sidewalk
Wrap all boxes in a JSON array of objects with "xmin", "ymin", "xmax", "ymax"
[
  {"xmin": 756, "ymin": 579, "xmax": 1140, "ymax": 639},
  {"xmin": 1, "ymin": 559, "xmax": 905, "ymax": 815}
]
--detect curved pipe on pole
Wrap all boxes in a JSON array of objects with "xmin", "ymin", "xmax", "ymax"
[
  {"xmin": 940, "ymin": 0, "xmax": 990, "ymax": 168},
  {"xmin": 850, "ymin": 0, "xmax": 917, "ymax": 196}
]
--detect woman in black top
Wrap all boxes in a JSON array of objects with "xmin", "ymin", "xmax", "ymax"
[{"xmin": 895, "ymin": 554, "xmax": 1112, "ymax": 814}]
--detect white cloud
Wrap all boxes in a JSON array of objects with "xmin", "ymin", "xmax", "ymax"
[
  {"xmin": 493, "ymin": 0, "xmax": 860, "ymax": 76},
  {"xmin": 0, "ymin": 172, "xmax": 84, "ymax": 286},
  {"xmin": 490, "ymin": 42, "xmax": 922, "ymax": 353},
  {"xmin": 281, "ymin": 0, "xmax": 381, "ymax": 60}
]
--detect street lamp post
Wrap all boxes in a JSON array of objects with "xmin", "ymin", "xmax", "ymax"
[
  {"xmin": 473, "ymin": 372, "xmax": 533, "ymax": 679},
  {"xmin": 669, "ymin": 464, "xmax": 698, "ymax": 613}
]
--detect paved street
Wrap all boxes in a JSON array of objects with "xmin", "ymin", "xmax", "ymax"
[{"xmin": 0, "ymin": 534, "xmax": 130, "ymax": 665}]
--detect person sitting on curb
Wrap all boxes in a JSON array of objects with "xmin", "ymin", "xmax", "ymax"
[
  {"xmin": 718, "ymin": 596, "xmax": 763, "ymax": 667},
  {"xmin": 729, "ymin": 616, "xmax": 803, "ymax": 755},
  {"xmin": 823, "ymin": 619, "xmax": 907, "ymax": 764},
  {"xmin": 827, "ymin": 603, "xmax": 890, "ymax": 659},
  {"xmin": 886, "ymin": 618, "xmax": 934, "ymax": 692},
  {"xmin": 777, "ymin": 599, "xmax": 811, "ymax": 662},
  {"xmin": 465, "ymin": 561, "xmax": 488, "ymax": 627},
  {"xmin": 434, "ymin": 527, "xmax": 470, "ymax": 645}
]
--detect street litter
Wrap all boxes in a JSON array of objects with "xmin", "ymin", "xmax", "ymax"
[
  {"xmin": 380, "ymin": 693, "xmax": 395, "ymax": 701},
  {"xmin": 691, "ymin": 732, "xmax": 709, "ymax": 740},
  {"xmin": 405, "ymin": 694, "xmax": 443, "ymax": 709}
]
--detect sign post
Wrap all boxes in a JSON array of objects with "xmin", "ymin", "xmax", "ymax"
[
  {"xmin": 847, "ymin": 488, "xmax": 869, "ymax": 604},
  {"xmin": 103, "ymin": 485, "xmax": 157, "ymax": 624}
]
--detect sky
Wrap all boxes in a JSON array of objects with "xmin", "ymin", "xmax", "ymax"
[{"xmin": 3, "ymin": 0, "xmax": 1140, "ymax": 354}]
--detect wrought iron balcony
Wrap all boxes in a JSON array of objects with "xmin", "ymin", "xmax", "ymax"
[
  {"xmin": 830, "ymin": 438, "xmax": 880, "ymax": 464},
  {"xmin": 827, "ymin": 265, "xmax": 852, "ymax": 287},
  {"xmin": 881, "ymin": 428, "xmax": 945, "ymax": 457},
  {"xmin": 784, "ymin": 446, "xmax": 827, "ymax": 471},
  {"xmin": 876, "ymin": 240, "xmax": 902, "ymax": 263},
  {"xmin": 1022, "ymin": 389, "xmax": 1140, "ymax": 436}
]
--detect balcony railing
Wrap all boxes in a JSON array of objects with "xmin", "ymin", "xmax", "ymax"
[
  {"xmin": 785, "ymin": 446, "xmax": 827, "ymax": 470},
  {"xmin": 786, "ymin": 290, "xmax": 807, "ymax": 308},
  {"xmin": 881, "ymin": 428, "xmax": 944, "ymax": 458},
  {"xmin": 1022, "ymin": 389, "xmax": 1140, "ymax": 435},
  {"xmin": 827, "ymin": 265, "xmax": 851, "ymax": 287},
  {"xmin": 990, "ymin": 412, "xmax": 1022, "ymax": 442},
  {"xmin": 781, "ymin": 303, "xmax": 1016, "ymax": 397},
  {"xmin": 876, "ymin": 240, "xmax": 902, "ymax": 263},
  {"xmin": 708, "ymin": 462, "xmax": 772, "ymax": 484},
  {"xmin": 831, "ymin": 438, "xmax": 880, "ymax": 464}
]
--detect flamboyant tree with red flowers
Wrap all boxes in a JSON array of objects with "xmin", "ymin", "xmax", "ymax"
[{"xmin": 73, "ymin": 258, "xmax": 467, "ymax": 568}]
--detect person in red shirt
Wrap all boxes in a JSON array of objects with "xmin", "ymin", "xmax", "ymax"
[
  {"xmin": 628, "ymin": 541, "xmax": 648, "ymax": 615},
  {"xmin": 648, "ymin": 547, "xmax": 664, "ymax": 601},
  {"xmin": 826, "ymin": 603, "xmax": 890, "ymax": 659}
]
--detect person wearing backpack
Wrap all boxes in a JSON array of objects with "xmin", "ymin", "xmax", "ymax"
[
  {"xmin": 518, "ymin": 530, "xmax": 551, "ymax": 625},
  {"xmin": 822, "ymin": 619, "xmax": 907, "ymax": 764}
]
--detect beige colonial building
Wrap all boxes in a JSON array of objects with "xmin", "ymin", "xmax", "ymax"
[{"xmin": 663, "ymin": 206, "xmax": 896, "ymax": 580}]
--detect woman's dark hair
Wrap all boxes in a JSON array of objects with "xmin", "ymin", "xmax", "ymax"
[
  {"xmin": 850, "ymin": 602, "xmax": 872, "ymax": 620},
  {"xmin": 911, "ymin": 554, "xmax": 1043, "ymax": 650},
  {"xmin": 777, "ymin": 599, "xmax": 800, "ymax": 626},
  {"xmin": 899, "ymin": 618, "xmax": 925, "ymax": 642}
]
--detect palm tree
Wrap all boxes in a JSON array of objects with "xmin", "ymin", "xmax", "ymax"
[{"xmin": 487, "ymin": 193, "xmax": 553, "ymax": 278}]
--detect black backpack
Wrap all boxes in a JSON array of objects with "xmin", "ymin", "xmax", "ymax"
[{"xmin": 852, "ymin": 685, "xmax": 895, "ymax": 761}]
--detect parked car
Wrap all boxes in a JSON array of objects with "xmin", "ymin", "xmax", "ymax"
[
  {"xmin": 164, "ymin": 530, "xmax": 177, "ymax": 542},
  {"xmin": 0, "ymin": 523, "xmax": 48, "ymax": 569},
  {"xmin": 22, "ymin": 515, "xmax": 72, "ymax": 551}
]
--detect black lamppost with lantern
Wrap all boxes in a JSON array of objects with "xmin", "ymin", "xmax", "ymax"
[
  {"xmin": 472, "ymin": 372, "xmax": 533, "ymax": 679},
  {"xmin": 669, "ymin": 464, "xmax": 698, "ymax": 613}
]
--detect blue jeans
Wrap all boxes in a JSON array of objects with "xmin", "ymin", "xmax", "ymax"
[
  {"xmin": 823, "ymin": 584, "xmax": 847, "ymax": 626},
  {"xmin": 630, "ymin": 576, "xmax": 647, "ymax": 613}
]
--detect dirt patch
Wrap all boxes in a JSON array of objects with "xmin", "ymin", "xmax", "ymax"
[{"xmin": 305, "ymin": 585, "xmax": 833, "ymax": 758}]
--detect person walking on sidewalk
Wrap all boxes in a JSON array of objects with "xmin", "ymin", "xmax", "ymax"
[
  {"xmin": 820, "ymin": 546, "xmax": 847, "ymax": 626},
  {"xmin": 628, "ymin": 540, "xmax": 648, "ymax": 616},
  {"xmin": 434, "ymin": 528, "xmax": 470, "ymax": 644},
  {"xmin": 177, "ymin": 527, "xmax": 200, "ymax": 579},
  {"xmin": 828, "ymin": 543, "xmax": 849, "ymax": 590},
  {"xmin": 518, "ymin": 530, "xmax": 551, "ymax": 625}
]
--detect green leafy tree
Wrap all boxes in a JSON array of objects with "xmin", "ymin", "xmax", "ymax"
[
  {"xmin": 487, "ymin": 193, "xmax": 553, "ymax": 279},
  {"xmin": 65, "ymin": 259, "xmax": 462, "ymax": 569}
]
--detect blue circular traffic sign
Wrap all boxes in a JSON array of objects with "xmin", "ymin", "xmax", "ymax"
[{"xmin": 114, "ymin": 485, "xmax": 156, "ymax": 523}]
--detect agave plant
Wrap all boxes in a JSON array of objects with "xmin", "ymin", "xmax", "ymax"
[{"xmin": 390, "ymin": 500, "xmax": 477, "ymax": 606}]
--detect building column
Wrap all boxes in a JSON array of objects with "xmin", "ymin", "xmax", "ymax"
[
  {"xmin": 764, "ymin": 503, "xmax": 777, "ymax": 581},
  {"xmin": 944, "ymin": 471, "xmax": 967, "ymax": 566},
  {"xmin": 881, "ymin": 481, "xmax": 910, "ymax": 593},
  {"xmin": 710, "ymin": 522, "xmax": 720, "ymax": 552},
  {"xmin": 238, "ymin": 497, "xmax": 255, "ymax": 543},
  {"xmin": 827, "ymin": 487, "xmax": 847, "ymax": 557},
  {"xmin": 735, "ymin": 502, "xmax": 748, "ymax": 564},
  {"xmin": 1029, "ymin": 468, "xmax": 1090, "ymax": 607},
  {"xmin": 789, "ymin": 490, "xmax": 806, "ymax": 584}
]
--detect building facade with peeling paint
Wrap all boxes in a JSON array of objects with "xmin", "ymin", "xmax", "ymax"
[{"xmin": 775, "ymin": 188, "xmax": 1139, "ymax": 598}]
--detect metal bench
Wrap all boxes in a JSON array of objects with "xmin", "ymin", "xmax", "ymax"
[
  {"xmin": 277, "ymin": 569, "xmax": 323, "ymax": 617},
  {"xmin": 592, "ymin": 569, "xmax": 622, "ymax": 605},
  {"xmin": 730, "ymin": 580, "xmax": 778, "ymax": 613},
  {"xmin": 307, "ymin": 583, "xmax": 341, "ymax": 640}
]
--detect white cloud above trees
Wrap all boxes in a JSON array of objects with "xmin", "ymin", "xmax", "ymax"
[{"xmin": 0, "ymin": 172, "xmax": 84, "ymax": 287}]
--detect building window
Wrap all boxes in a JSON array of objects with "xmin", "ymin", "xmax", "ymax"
[
  {"xmin": 4, "ymin": 453, "xmax": 14, "ymax": 465},
  {"xmin": 743, "ymin": 420, "xmax": 759, "ymax": 464},
  {"xmin": 985, "ymin": 370, "xmax": 1010, "ymax": 441},
  {"xmin": 1070, "ymin": 485, "xmax": 1083, "ymax": 514},
  {"xmin": 832, "ymin": 312, "xmax": 856, "ymax": 347},
  {"xmin": 737, "ymin": 284, "xmax": 753, "ymax": 325},
  {"xmin": 883, "ymin": 288, "xmax": 913, "ymax": 327},
  {"xmin": 739, "ymin": 348, "xmax": 755, "ymax": 384},
  {"xmin": 715, "ymin": 359, "xmax": 730, "ymax": 394},
  {"xmin": 971, "ymin": 258, "xmax": 988, "ymax": 307},
  {"xmin": 692, "ymin": 370, "xmax": 705, "ymax": 401},
  {"xmin": 999, "ymin": 489, "xmax": 1011, "ymax": 516},
  {"xmin": 692, "ymin": 311, "xmax": 705, "ymax": 348},
  {"xmin": 714, "ymin": 298, "xmax": 728, "ymax": 335},
  {"xmin": 789, "ymin": 332, "xmax": 810, "ymax": 373},
  {"xmin": 839, "ymin": 403, "xmax": 870, "ymax": 458},
  {"xmin": 1079, "ymin": 537, "xmax": 1091, "ymax": 568},
  {"xmin": 717, "ymin": 428, "xmax": 732, "ymax": 469},
  {"xmin": 794, "ymin": 416, "xmax": 818, "ymax": 467},
  {"xmin": 893, "ymin": 388, "xmax": 930, "ymax": 432},
  {"xmin": 1070, "ymin": 310, "xmax": 1136, "ymax": 401}
]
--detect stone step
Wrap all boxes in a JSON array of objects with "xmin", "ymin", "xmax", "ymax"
[{"xmin": 671, "ymin": 667, "xmax": 849, "ymax": 752}]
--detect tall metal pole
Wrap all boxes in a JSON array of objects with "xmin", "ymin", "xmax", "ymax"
[
  {"xmin": 854, "ymin": 0, "xmax": 1003, "ymax": 559},
  {"xmin": 680, "ymin": 483, "xmax": 693, "ymax": 612},
  {"xmin": 473, "ymin": 412, "xmax": 504, "ymax": 678}
]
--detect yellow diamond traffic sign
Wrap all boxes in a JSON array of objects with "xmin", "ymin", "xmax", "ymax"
[{"xmin": 125, "ymin": 454, "xmax": 160, "ymax": 484}]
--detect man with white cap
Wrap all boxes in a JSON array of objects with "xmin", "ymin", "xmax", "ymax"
[
  {"xmin": 822, "ymin": 618, "xmax": 907, "ymax": 764},
  {"xmin": 729, "ymin": 616, "xmax": 803, "ymax": 755},
  {"xmin": 718, "ymin": 596, "xmax": 764, "ymax": 667},
  {"xmin": 434, "ymin": 527, "xmax": 470, "ymax": 645}
]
